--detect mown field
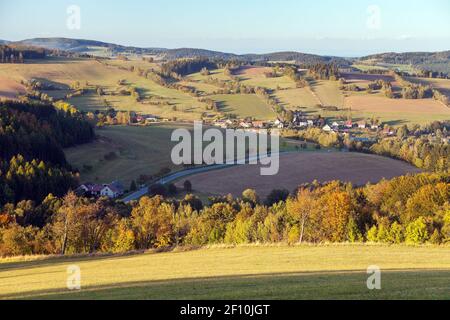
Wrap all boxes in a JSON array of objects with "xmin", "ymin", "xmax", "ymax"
[
  {"xmin": 0, "ymin": 245, "xmax": 448, "ymax": 300},
  {"xmin": 175, "ymin": 152, "xmax": 421, "ymax": 198},
  {"xmin": 235, "ymin": 66, "xmax": 297, "ymax": 90},
  {"xmin": 0, "ymin": 58, "xmax": 209, "ymax": 120},
  {"xmin": 209, "ymin": 94, "xmax": 276, "ymax": 119},
  {"xmin": 344, "ymin": 95, "xmax": 450, "ymax": 126}
]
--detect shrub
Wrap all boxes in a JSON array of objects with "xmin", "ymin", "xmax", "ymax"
[
  {"xmin": 388, "ymin": 222, "xmax": 404, "ymax": 244},
  {"xmin": 405, "ymin": 217, "xmax": 429, "ymax": 244},
  {"xmin": 346, "ymin": 218, "xmax": 363, "ymax": 242},
  {"xmin": 265, "ymin": 189, "xmax": 289, "ymax": 206},
  {"xmin": 287, "ymin": 225, "xmax": 301, "ymax": 245},
  {"xmin": 367, "ymin": 226, "xmax": 378, "ymax": 242},
  {"xmin": 429, "ymin": 229, "xmax": 442, "ymax": 245}
]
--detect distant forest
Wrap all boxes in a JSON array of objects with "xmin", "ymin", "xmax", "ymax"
[{"xmin": 0, "ymin": 45, "xmax": 46, "ymax": 63}]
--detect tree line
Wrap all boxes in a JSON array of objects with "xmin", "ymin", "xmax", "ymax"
[
  {"xmin": 0, "ymin": 172, "xmax": 448, "ymax": 256},
  {"xmin": 0, "ymin": 45, "xmax": 46, "ymax": 63},
  {"xmin": 0, "ymin": 101, "xmax": 94, "ymax": 166},
  {"xmin": 161, "ymin": 58, "xmax": 218, "ymax": 77}
]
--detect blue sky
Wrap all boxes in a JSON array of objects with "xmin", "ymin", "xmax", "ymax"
[{"xmin": 1, "ymin": 0, "xmax": 449, "ymax": 56}]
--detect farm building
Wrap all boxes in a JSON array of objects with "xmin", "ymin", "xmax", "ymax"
[{"xmin": 78, "ymin": 181, "xmax": 125, "ymax": 199}]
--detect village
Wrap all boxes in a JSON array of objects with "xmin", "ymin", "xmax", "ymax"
[
  {"xmin": 80, "ymin": 110, "xmax": 392, "ymax": 200},
  {"xmin": 127, "ymin": 110, "xmax": 387, "ymax": 134}
]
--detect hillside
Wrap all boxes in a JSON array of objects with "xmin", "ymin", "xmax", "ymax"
[
  {"xmin": 15, "ymin": 37, "xmax": 166, "ymax": 55},
  {"xmin": 358, "ymin": 51, "xmax": 450, "ymax": 74},
  {"xmin": 11, "ymin": 37, "xmax": 349, "ymax": 65},
  {"xmin": 1, "ymin": 245, "xmax": 449, "ymax": 299}
]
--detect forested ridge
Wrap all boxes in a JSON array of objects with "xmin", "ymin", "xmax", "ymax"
[
  {"xmin": 0, "ymin": 101, "xmax": 94, "ymax": 165},
  {"xmin": 0, "ymin": 101, "xmax": 95, "ymax": 206}
]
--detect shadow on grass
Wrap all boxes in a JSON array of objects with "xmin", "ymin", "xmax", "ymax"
[{"xmin": 2, "ymin": 269, "xmax": 449, "ymax": 300}]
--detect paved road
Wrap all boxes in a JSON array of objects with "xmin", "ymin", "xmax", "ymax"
[{"xmin": 121, "ymin": 152, "xmax": 285, "ymax": 203}]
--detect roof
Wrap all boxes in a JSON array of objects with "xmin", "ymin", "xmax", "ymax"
[
  {"xmin": 109, "ymin": 181, "xmax": 125, "ymax": 192},
  {"xmin": 81, "ymin": 183, "xmax": 103, "ymax": 193},
  {"xmin": 81, "ymin": 181, "xmax": 124, "ymax": 194}
]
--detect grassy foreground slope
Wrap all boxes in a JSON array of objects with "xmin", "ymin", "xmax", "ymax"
[{"xmin": 1, "ymin": 245, "xmax": 449, "ymax": 300}]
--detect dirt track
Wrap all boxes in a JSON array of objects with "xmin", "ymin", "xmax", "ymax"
[{"xmin": 176, "ymin": 152, "xmax": 421, "ymax": 198}]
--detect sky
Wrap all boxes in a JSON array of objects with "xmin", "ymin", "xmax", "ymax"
[{"xmin": 1, "ymin": 0, "xmax": 450, "ymax": 56}]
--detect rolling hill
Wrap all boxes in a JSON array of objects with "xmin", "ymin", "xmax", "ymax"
[
  {"xmin": 358, "ymin": 50, "xmax": 450, "ymax": 74},
  {"xmin": 14, "ymin": 37, "xmax": 165, "ymax": 55},
  {"xmin": 10, "ymin": 37, "xmax": 349, "ymax": 65},
  {"xmin": 12, "ymin": 38, "xmax": 450, "ymax": 73}
]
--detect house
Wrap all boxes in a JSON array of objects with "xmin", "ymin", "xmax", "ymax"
[
  {"xmin": 100, "ymin": 181, "xmax": 125, "ymax": 199},
  {"xmin": 214, "ymin": 120, "xmax": 228, "ymax": 129},
  {"xmin": 298, "ymin": 121, "xmax": 309, "ymax": 127},
  {"xmin": 383, "ymin": 127, "xmax": 395, "ymax": 136},
  {"xmin": 252, "ymin": 121, "xmax": 266, "ymax": 129},
  {"xmin": 357, "ymin": 121, "xmax": 367, "ymax": 129},
  {"xmin": 145, "ymin": 115, "xmax": 159, "ymax": 123},
  {"xmin": 239, "ymin": 121, "xmax": 252, "ymax": 129},
  {"xmin": 78, "ymin": 181, "xmax": 125, "ymax": 199},
  {"xmin": 332, "ymin": 121, "xmax": 340, "ymax": 128},
  {"xmin": 78, "ymin": 183, "xmax": 103, "ymax": 197},
  {"xmin": 273, "ymin": 118, "xmax": 285, "ymax": 129},
  {"xmin": 307, "ymin": 120, "xmax": 314, "ymax": 126},
  {"xmin": 345, "ymin": 120, "xmax": 353, "ymax": 128},
  {"xmin": 316, "ymin": 118, "xmax": 326, "ymax": 127},
  {"xmin": 322, "ymin": 125, "xmax": 332, "ymax": 132}
]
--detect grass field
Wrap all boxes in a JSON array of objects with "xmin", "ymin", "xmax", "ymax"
[
  {"xmin": 0, "ymin": 58, "xmax": 208, "ymax": 120},
  {"xmin": 235, "ymin": 66, "xmax": 297, "ymax": 90},
  {"xmin": 352, "ymin": 63, "xmax": 418, "ymax": 74},
  {"xmin": 65, "ymin": 124, "xmax": 189, "ymax": 186},
  {"xmin": 0, "ymin": 245, "xmax": 448, "ymax": 300},
  {"xmin": 209, "ymin": 94, "xmax": 276, "ymax": 120},
  {"xmin": 310, "ymin": 80, "xmax": 345, "ymax": 107},
  {"xmin": 175, "ymin": 152, "xmax": 421, "ymax": 198},
  {"xmin": 274, "ymin": 87, "xmax": 320, "ymax": 110},
  {"xmin": 344, "ymin": 95, "xmax": 450, "ymax": 126}
]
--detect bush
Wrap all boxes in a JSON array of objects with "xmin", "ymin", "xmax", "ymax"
[
  {"xmin": 265, "ymin": 189, "xmax": 289, "ymax": 206},
  {"xmin": 0, "ymin": 224, "xmax": 36, "ymax": 256},
  {"xmin": 405, "ymin": 217, "xmax": 429, "ymax": 244},
  {"xmin": 287, "ymin": 225, "xmax": 301, "ymax": 245},
  {"xmin": 149, "ymin": 184, "xmax": 167, "ymax": 197},
  {"xmin": 346, "ymin": 218, "xmax": 362, "ymax": 242},
  {"xmin": 167, "ymin": 183, "xmax": 178, "ymax": 196},
  {"xmin": 367, "ymin": 226, "xmax": 378, "ymax": 242},
  {"xmin": 388, "ymin": 222, "xmax": 404, "ymax": 244}
]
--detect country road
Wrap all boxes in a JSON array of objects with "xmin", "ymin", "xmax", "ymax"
[{"xmin": 121, "ymin": 152, "xmax": 286, "ymax": 203}]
